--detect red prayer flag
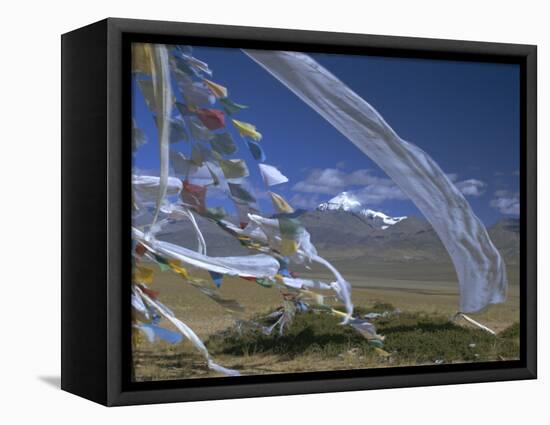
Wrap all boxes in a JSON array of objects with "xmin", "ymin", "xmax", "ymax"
[
  {"xmin": 139, "ymin": 285, "xmax": 160, "ymax": 299},
  {"xmin": 181, "ymin": 180, "xmax": 207, "ymax": 213},
  {"xmin": 135, "ymin": 242, "xmax": 147, "ymax": 257},
  {"xmin": 196, "ymin": 109, "xmax": 225, "ymax": 130}
]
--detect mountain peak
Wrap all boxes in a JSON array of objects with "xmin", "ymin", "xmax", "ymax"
[
  {"xmin": 318, "ymin": 192, "xmax": 362, "ymax": 212},
  {"xmin": 317, "ymin": 192, "xmax": 407, "ymax": 230}
]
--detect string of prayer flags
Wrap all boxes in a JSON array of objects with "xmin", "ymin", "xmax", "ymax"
[
  {"xmin": 228, "ymin": 183, "xmax": 257, "ymax": 204},
  {"xmin": 218, "ymin": 97, "xmax": 248, "ymax": 115},
  {"xmin": 210, "ymin": 133, "xmax": 237, "ymax": 155},
  {"xmin": 219, "ymin": 159, "xmax": 250, "ymax": 180},
  {"xmin": 258, "ymin": 163, "xmax": 289, "ymax": 186},
  {"xmin": 269, "ymin": 192, "xmax": 295, "ymax": 214},
  {"xmin": 130, "ymin": 46, "xmax": 391, "ymax": 377},
  {"xmin": 204, "ymin": 79, "xmax": 228, "ymax": 98},
  {"xmin": 246, "ymin": 140, "xmax": 265, "ymax": 161},
  {"xmin": 232, "ymin": 119, "xmax": 262, "ymax": 141},
  {"xmin": 181, "ymin": 180, "xmax": 207, "ymax": 212},
  {"xmin": 196, "ymin": 108, "xmax": 225, "ymax": 130}
]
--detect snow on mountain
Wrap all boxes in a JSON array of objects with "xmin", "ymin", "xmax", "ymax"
[
  {"xmin": 317, "ymin": 192, "xmax": 362, "ymax": 212},
  {"xmin": 317, "ymin": 192, "xmax": 407, "ymax": 230}
]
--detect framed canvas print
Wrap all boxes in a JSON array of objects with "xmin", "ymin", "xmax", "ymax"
[{"xmin": 61, "ymin": 18, "xmax": 537, "ymax": 406}]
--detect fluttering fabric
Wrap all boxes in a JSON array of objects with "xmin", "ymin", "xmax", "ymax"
[
  {"xmin": 219, "ymin": 97, "xmax": 248, "ymax": 115},
  {"xmin": 204, "ymin": 79, "xmax": 229, "ymax": 98},
  {"xmin": 185, "ymin": 116, "xmax": 214, "ymax": 141},
  {"xmin": 135, "ymin": 286, "xmax": 240, "ymax": 376},
  {"xmin": 197, "ymin": 109, "xmax": 226, "ymax": 130},
  {"xmin": 148, "ymin": 44, "xmax": 173, "ymax": 232},
  {"xmin": 246, "ymin": 140, "xmax": 266, "ymax": 161},
  {"xmin": 133, "ymin": 228, "xmax": 280, "ymax": 278},
  {"xmin": 133, "ymin": 175, "xmax": 182, "ymax": 207},
  {"xmin": 244, "ymin": 49, "xmax": 506, "ymax": 313},
  {"xmin": 219, "ymin": 159, "xmax": 250, "ymax": 180},
  {"xmin": 228, "ymin": 183, "xmax": 257, "ymax": 203},
  {"xmin": 181, "ymin": 180, "xmax": 207, "ymax": 212},
  {"xmin": 231, "ymin": 119, "xmax": 262, "ymax": 141},
  {"xmin": 269, "ymin": 192, "xmax": 295, "ymax": 214},
  {"xmin": 258, "ymin": 163, "xmax": 289, "ymax": 186},
  {"xmin": 137, "ymin": 323, "xmax": 184, "ymax": 344},
  {"xmin": 210, "ymin": 132, "xmax": 237, "ymax": 155}
]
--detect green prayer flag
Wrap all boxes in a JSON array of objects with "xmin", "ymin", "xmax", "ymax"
[
  {"xmin": 228, "ymin": 183, "xmax": 256, "ymax": 203},
  {"xmin": 278, "ymin": 217, "xmax": 303, "ymax": 238},
  {"xmin": 219, "ymin": 97, "xmax": 248, "ymax": 115},
  {"xmin": 210, "ymin": 132, "xmax": 237, "ymax": 155},
  {"xmin": 219, "ymin": 159, "xmax": 249, "ymax": 179}
]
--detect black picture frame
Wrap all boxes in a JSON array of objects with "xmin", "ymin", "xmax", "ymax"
[{"xmin": 61, "ymin": 17, "xmax": 537, "ymax": 406}]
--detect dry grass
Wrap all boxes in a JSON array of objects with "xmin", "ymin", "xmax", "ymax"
[{"xmin": 132, "ymin": 261, "xmax": 520, "ymax": 381}]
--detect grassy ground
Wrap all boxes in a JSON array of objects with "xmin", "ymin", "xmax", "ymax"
[{"xmin": 132, "ymin": 263, "xmax": 520, "ymax": 381}]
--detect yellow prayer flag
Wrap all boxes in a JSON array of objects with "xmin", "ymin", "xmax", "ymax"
[
  {"xmin": 232, "ymin": 119, "xmax": 262, "ymax": 141},
  {"xmin": 204, "ymin": 79, "xmax": 228, "ymax": 98},
  {"xmin": 133, "ymin": 266, "xmax": 154, "ymax": 284},
  {"xmin": 280, "ymin": 239, "xmax": 298, "ymax": 256},
  {"xmin": 168, "ymin": 260, "xmax": 189, "ymax": 279},
  {"xmin": 269, "ymin": 192, "xmax": 295, "ymax": 214}
]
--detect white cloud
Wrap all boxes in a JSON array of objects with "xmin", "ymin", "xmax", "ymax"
[
  {"xmin": 446, "ymin": 173, "xmax": 459, "ymax": 182},
  {"xmin": 455, "ymin": 179, "xmax": 486, "ymax": 197},
  {"xmin": 490, "ymin": 190, "xmax": 519, "ymax": 216},
  {"xmin": 446, "ymin": 173, "xmax": 486, "ymax": 197},
  {"xmin": 289, "ymin": 193, "xmax": 323, "ymax": 210},
  {"xmin": 353, "ymin": 182, "xmax": 407, "ymax": 205},
  {"xmin": 292, "ymin": 167, "xmax": 406, "ymax": 205}
]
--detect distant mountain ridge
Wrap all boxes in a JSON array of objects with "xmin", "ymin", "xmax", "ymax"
[{"xmin": 139, "ymin": 199, "xmax": 519, "ymax": 266}]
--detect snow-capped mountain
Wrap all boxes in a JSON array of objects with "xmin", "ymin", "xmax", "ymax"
[{"xmin": 317, "ymin": 192, "xmax": 407, "ymax": 230}]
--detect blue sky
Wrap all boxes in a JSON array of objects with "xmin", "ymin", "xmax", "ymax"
[{"xmin": 133, "ymin": 44, "xmax": 520, "ymax": 225}]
